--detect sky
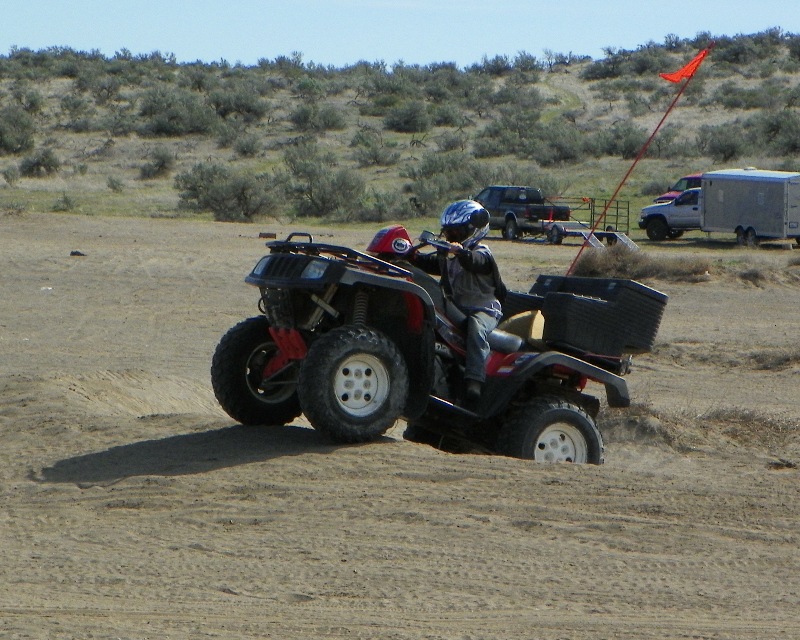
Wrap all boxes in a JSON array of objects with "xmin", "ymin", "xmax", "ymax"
[{"xmin": 2, "ymin": 0, "xmax": 798, "ymax": 69}]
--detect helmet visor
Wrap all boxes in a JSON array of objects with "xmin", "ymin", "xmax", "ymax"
[{"xmin": 442, "ymin": 224, "xmax": 471, "ymax": 243}]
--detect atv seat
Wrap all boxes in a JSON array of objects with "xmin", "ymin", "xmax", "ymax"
[
  {"xmin": 487, "ymin": 328, "xmax": 524, "ymax": 353},
  {"xmin": 496, "ymin": 310, "xmax": 547, "ymax": 351}
]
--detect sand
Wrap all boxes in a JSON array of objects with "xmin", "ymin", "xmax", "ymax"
[{"xmin": 1, "ymin": 212, "xmax": 798, "ymax": 639}]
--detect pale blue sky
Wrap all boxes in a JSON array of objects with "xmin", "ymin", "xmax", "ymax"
[{"xmin": 2, "ymin": 0, "xmax": 798, "ymax": 68}]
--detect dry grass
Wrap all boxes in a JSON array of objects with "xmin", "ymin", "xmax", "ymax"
[
  {"xmin": 571, "ymin": 243, "xmax": 712, "ymax": 281},
  {"xmin": 601, "ymin": 402, "xmax": 800, "ymax": 459}
]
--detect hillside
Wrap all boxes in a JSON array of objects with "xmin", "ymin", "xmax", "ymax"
[{"xmin": 1, "ymin": 30, "xmax": 799, "ymax": 224}]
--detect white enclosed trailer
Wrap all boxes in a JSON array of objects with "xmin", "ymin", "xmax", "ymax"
[{"xmin": 701, "ymin": 168, "xmax": 800, "ymax": 246}]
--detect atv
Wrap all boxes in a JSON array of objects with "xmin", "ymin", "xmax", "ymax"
[{"xmin": 211, "ymin": 226, "xmax": 667, "ymax": 464}]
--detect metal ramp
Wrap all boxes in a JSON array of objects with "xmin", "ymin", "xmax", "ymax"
[{"xmin": 577, "ymin": 230, "xmax": 639, "ymax": 250}]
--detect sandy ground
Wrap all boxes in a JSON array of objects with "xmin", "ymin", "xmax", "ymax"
[{"xmin": 1, "ymin": 212, "xmax": 799, "ymax": 639}]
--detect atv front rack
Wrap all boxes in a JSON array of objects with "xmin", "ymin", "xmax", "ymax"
[{"xmin": 265, "ymin": 233, "xmax": 412, "ymax": 279}]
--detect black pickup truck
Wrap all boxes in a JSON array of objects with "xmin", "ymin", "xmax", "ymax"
[{"xmin": 474, "ymin": 185, "xmax": 572, "ymax": 240}]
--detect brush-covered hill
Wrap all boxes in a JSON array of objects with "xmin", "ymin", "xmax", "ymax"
[{"xmin": 1, "ymin": 29, "xmax": 799, "ymax": 223}]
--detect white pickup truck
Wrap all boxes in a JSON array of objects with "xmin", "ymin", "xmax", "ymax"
[{"xmin": 638, "ymin": 187, "xmax": 702, "ymax": 241}]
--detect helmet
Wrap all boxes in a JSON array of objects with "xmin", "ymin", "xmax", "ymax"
[
  {"xmin": 439, "ymin": 200, "xmax": 490, "ymax": 248},
  {"xmin": 366, "ymin": 225, "xmax": 413, "ymax": 258}
]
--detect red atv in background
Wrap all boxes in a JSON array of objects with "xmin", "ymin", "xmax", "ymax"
[{"xmin": 211, "ymin": 226, "xmax": 667, "ymax": 464}]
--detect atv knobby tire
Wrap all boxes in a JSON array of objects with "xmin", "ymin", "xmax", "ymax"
[
  {"xmin": 298, "ymin": 325, "xmax": 409, "ymax": 443},
  {"xmin": 211, "ymin": 316, "xmax": 302, "ymax": 427},
  {"xmin": 497, "ymin": 396, "xmax": 604, "ymax": 464}
]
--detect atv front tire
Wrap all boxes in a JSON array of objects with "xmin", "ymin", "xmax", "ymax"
[
  {"xmin": 211, "ymin": 316, "xmax": 302, "ymax": 427},
  {"xmin": 298, "ymin": 325, "xmax": 409, "ymax": 443},
  {"xmin": 497, "ymin": 397, "xmax": 604, "ymax": 464}
]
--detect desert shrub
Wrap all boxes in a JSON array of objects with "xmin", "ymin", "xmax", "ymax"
[
  {"xmin": 282, "ymin": 140, "xmax": 366, "ymax": 217},
  {"xmin": 59, "ymin": 94, "xmax": 94, "ymax": 131},
  {"xmin": 12, "ymin": 86, "xmax": 44, "ymax": 114},
  {"xmin": 648, "ymin": 125, "xmax": 683, "ymax": 158},
  {"xmin": 2, "ymin": 165, "xmax": 20, "ymax": 185},
  {"xmin": 107, "ymin": 176, "xmax": 124, "ymax": 192},
  {"xmin": 350, "ymin": 130, "xmax": 401, "ymax": 167},
  {"xmin": 471, "ymin": 54, "xmax": 513, "ymax": 76},
  {"xmin": 517, "ymin": 121, "xmax": 585, "ymax": 165},
  {"xmin": 0, "ymin": 105, "xmax": 35, "ymax": 154},
  {"xmin": 316, "ymin": 104, "xmax": 347, "ymax": 130},
  {"xmin": 430, "ymin": 103, "xmax": 464, "ymax": 127},
  {"xmin": 572, "ymin": 244, "xmax": 711, "ymax": 281},
  {"xmin": 233, "ymin": 133, "xmax": 261, "ymax": 158},
  {"xmin": 347, "ymin": 189, "xmax": 419, "ymax": 223},
  {"xmin": 399, "ymin": 150, "xmax": 505, "ymax": 214},
  {"xmin": 708, "ymin": 81, "xmax": 776, "ymax": 110},
  {"xmin": 435, "ymin": 131, "xmax": 468, "ymax": 153},
  {"xmin": 788, "ymin": 35, "xmax": 800, "ymax": 61},
  {"xmin": 207, "ymin": 86, "xmax": 268, "ymax": 121},
  {"xmin": 19, "ymin": 148, "xmax": 60, "ymax": 177},
  {"xmin": 696, "ymin": 123, "xmax": 746, "ymax": 161},
  {"xmin": 384, "ymin": 101, "xmax": 431, "ymax": 133},
  {"xmin": 640, "ymin": 180, "xmax": 668, "ymax": 196},
  {"xmin": 289, "ymin": 103, "xmax": 346, "ymax": 132},
  {"xmin": 52, "ymin": 192, "xmax": 76, "ymax": 211},
  {"xmin": 587, "ymin": 121, "xmax": 648, "ymax": 159},
  {"xmin": 140, "ymin": 145, "xmax": 176, "ymax": 179},
  {"xmin": 752, "ymin": 111, "xmax": 800, "ymax": 155},
  {"xmin": 175, "ymin": 161, "xmax": 278, "ymax": 222},
  {"xmin": 139, "ymin": 86, "xmax": 217, "ymax": 136}
]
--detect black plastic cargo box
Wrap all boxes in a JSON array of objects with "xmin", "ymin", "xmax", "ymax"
[
  {"xmin": 502, "ymin": 291, "xmax": 544, "ymax": 318},
  {"xmin": 530, "ymin": 275, "xmax": 668, "ymax": 356}
]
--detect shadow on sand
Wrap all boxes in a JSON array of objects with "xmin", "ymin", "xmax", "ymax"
[{"xmin": 32, "ymin": 423, "xmax": 378, "ymax": 487}]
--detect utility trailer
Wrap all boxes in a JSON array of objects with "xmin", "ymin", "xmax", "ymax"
[{"xmin": 701, "ymin": 168, "xmax": 800, "ymax": 246}]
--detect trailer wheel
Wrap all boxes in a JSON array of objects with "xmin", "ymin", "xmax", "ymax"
[
  {"xmin": 547, "ymin": 225, "xmax": 563, "ymax": 245},
  {"xmin": 745, "ymin": 227, "xmax": 759, "ymax": 248}
]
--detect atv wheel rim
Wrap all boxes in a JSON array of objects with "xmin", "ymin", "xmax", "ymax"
[
  {"xmin": 333, "ymin": 354, "xmax": 390, "ymax": 417},
  {"xmin": 247, "ymin": 345, "xmax": 297, "ymax": 403},
  {"xmin": 534, "ymin": 423, "xmax": 588, "ymax": 463}
]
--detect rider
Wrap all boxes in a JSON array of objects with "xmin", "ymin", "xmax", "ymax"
[{"xmin": 409, "ymin": 200, "xmax": 505, "ymax": 407}]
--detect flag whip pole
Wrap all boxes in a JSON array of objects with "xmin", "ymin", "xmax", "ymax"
[{"xmin": 566, "ymin": 45, "xmax": 713, "ymax": 275}]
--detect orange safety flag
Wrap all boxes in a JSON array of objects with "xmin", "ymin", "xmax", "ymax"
[{"xmin": 659, "ymin": 48, "xmax": 710, "ymax": 83}]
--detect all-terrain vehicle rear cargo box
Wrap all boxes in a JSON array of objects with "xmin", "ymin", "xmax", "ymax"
[
  {"xmin": 701, "ymin": 168, "xmax": 800, "ymax": 243},
  {"xmin": 529, "ymin": 276, "xmax": 668, "ymax": 356}
]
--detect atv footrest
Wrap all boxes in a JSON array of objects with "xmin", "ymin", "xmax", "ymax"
[{"xmin": 428, "ymin": 395, "xmax": 480, "ymax": 420}]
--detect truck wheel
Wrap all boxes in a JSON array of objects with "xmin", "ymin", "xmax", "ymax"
[
  {"xmin": 503, "ymin": 219, "xmax": 519, "ymax": 240},
  {"xmin": 211, "ymin": 316, "xmax": 302, "ymax": 427},
  {"xmin": 298, "ymin": 325, "xmax": 409, "ymax": 443},
  {"xmin": 497, "ymin": 397, "xmax": 604, "ymax": 464},
  {"xmin": 645, "ymin": 218, "xmax": 669, "ymax": 241}
]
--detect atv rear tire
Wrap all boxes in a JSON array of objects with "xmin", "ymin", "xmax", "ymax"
[
  {"xmin": 211, "ymin": 316, "xmax": 302, "ymax": 427},
  {"xmin": 298, "ymin": 325, "xmax": 409, "ymax": 443},
  {"xmin": 497, "ymin": 397, "xmax": 604, "ymax": 464}
]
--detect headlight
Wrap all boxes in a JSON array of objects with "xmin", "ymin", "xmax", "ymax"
[
  {"xmin": 252, "ymin": 256, "xmax": 272, "ymax": 276},
  {"xmin": 301, "ymin": 259, "xmax": 329, "ymax": 280}
]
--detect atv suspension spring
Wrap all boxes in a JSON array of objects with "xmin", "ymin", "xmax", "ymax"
[{"xmin": 352, "ymin": 289, "xmax": 369, "ymax": 324}]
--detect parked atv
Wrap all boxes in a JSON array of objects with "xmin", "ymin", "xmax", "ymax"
[{"xmin": 211, "ymin": 226, "xmax": 667, "ymax": 464}]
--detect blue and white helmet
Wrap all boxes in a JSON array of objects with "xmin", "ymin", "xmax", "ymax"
[{"xmin": 439, "ymin": 200, "xmax": 490, "ymax": 249}]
